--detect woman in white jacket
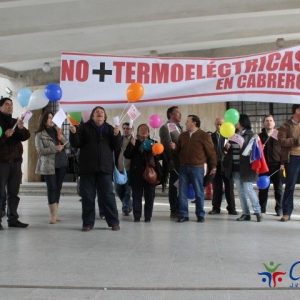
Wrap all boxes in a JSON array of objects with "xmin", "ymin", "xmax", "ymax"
[{"xmin": 35, "ymin": 111, "xmax": 69, "ymax": 224}]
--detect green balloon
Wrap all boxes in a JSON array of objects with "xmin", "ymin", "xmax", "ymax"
[
  {"xmin": 224, "ymin": 108, "xmax": 240, "ymax": 125},
  {"xmin": 0, "ymin": 126, "xmax": 2, "ymax": 138}
]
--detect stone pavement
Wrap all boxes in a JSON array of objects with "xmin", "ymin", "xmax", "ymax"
[{"xmin": 1, "ymin": 193, "xmax": 300, "ymax": 299}]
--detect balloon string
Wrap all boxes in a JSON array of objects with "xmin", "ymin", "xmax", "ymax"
[
  {"xmin": 269, "ymin": 168, "xmax": 281, "ymax": 177},
  {"xmin": 119, "ymin": 103, "xmax": 129, "ymax": 123}
]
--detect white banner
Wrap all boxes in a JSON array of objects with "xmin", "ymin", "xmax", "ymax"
[{"xmin": 60, "ymin": 47, "xmax": 300, "ymax": 112}]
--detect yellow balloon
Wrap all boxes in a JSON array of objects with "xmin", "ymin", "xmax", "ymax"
[{"xmin": 220, "ymin": 122, "xmax": 235, "ymax": 138}]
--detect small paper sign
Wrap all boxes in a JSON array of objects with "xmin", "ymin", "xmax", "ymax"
[
  {"xmin": 167, "ymin": 122, "xmax": 180, "ymax": 133},
  {"xmin": 53, "ymin": 108, "xmax": 67, "ymax": 128},
  {"xmin": 113, "ymin": 116, "xmax": 120, "ymax": 126},
  {"xmin": 126, "ymin": 104, "xmax": 141, "ymax": 121},
  {"xmin": 21, "ymin": 110, "xmax": 32, "ymax": 123},
  {"xmin": 129, "ymin": 119, "xmax": 134, "ymax": 128}
]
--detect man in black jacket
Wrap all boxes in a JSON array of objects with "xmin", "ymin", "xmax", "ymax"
[
  {"xmin": 259, "ymin": 115, "xmax": 283, "ymax": 216},
  {"xmin": 0, "ymin": 97, "xmax": 30, "ymax": 230},
  {"xmin": 70, "ymin": 106, "xmax": 121, "ymax": 231},
  {"xmin": 208, "ymin": 117, "xmax": 237, "ymax": 215}
]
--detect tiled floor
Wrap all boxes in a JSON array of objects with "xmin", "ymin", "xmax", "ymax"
[{"xmin": 1, "ymin": 195, "xmax": 300, "ymax": 299}]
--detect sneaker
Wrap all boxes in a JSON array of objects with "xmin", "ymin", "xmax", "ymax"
[
  {"xmin": 197, "ymin": 216, "xmax": 205, "ymax": 223},
  {"xmin": 254, "ymin": 213, "xmax": 262, "ymax": 222},
  {"xmin": 111, "ymin": 224, "xmax": 120, "ymax": 231},
  {"xmin": 8, "ymin": 220, "xmax": 29, "ymax": 228}
]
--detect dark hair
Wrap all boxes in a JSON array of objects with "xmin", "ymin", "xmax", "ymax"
[
  {"xmin": 0, "ymin": 97, "xmax": 12, "ymax": 107},
  {"xmin": 90, "ymin": 106, "xmax": 107, "ymax": 122},
  {"xmin": 136, "ymin": 123, "xmax": 150, "ymax": 137},
  {"xmin": 292, "ymin": 104, "xmax": 300, "ymax": 114},
  {"xmin": 262, "ymin": 114, "xmax": 274, "ymax": 122},
  {"xmin": 36, "ymin": 111, "xmax": 54, "ymax": 133},
  {"xmin": 187, "ymin": 114, "xmax": 201, "ymax": 128},
  {"xmin": 239, "ymin": 114, "xmax": 251, "ymax": 130},
  {"xmin": 166, "ymin": 106, "xmax": 179, "ymax": 120},
  {"xmin": 122, "ymin": 122, "xmax": 130, "ymax": 127}
]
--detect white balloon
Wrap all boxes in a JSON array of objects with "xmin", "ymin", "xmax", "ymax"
[{"xmin": 27, "ymin": 89, "xmax": 49, "ymax": 110}]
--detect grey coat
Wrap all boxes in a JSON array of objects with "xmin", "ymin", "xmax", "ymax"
[{"xmin": 35, "ymin": 130, "xmax": 69, "ymax": 175}]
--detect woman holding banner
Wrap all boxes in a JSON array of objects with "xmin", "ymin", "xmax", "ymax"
[
  {"xmin": 69, "ymin": 106, "xmax": 121, "ymax": 232},
  {"xmin": 35, "ymin": 111, "xmax": 69, "ymax": 224}
]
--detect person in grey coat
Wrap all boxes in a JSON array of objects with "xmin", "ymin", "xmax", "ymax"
[{"xmin": 35, "ymin": 111, "xmax": 69, "ymax": 224}]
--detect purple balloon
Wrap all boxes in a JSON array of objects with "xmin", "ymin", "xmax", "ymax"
[{"xmin": 149, "ymin": 114, "xmax": 162, "ymax": 129}]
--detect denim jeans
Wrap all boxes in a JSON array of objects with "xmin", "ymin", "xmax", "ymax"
[
  {"xmin": 179, "ymin": 166, "xmax": 205, "ymax": 218},
  {"xmin": 233, "ymin": 172, "xmax": 261, "ymax": 215},
  {"xmin": 115, "ymin": 182, "xmax": 132, "ymax": 213},
  {"xmin": 282, "ymin": 155, "xmax": 300, "ymax": 216}
]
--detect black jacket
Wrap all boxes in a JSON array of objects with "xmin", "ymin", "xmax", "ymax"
[
  {"xmin": 69, "ymin": 120, "xmax": 121, "ymax": 175},
  {"xmin": 259, "ymin": 128, "xmax": 282, "ymax": 166},
  {"xmin": 0, "ymin": 111, "xmax": 30, "ymax": 163}
]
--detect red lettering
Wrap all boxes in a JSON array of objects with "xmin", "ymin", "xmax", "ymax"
[
  {"xmin": 232, "ymin": 61, "xmax": 243, "ymax": 75},
  {"xmin": 113, "ymin": 61, "xmax": 126, "ymax": 83},
  {"xmin": 151, "ymin": 63, "xmax": 169, "ymax": 83},
  {"xmin": 267, "ymin": 73, "xmax": 277, "ymax": 88},
  {"xmin": 279, "ymin": 51, "xmax": 293, "ymax": 71},
  {"xmin": 218, "ymin": 63, "xmax": 231, "ymax": 77},
  {"xmin": 285, "ymin": 73, "xmax": 295, "ymax": 89},
  {"xmin": 61, "ymin": 60, "xmax": 74, "ymax": 81},
  {"xmin": 126, "ymin": 62, "xmax": 136, "ymax": 83},
  {"xmin": 170, "ymin": 64, "xmax": 184, "ymax": 82},
  {"xmin": 137, "ymin": 63, "xmax": 150, "ymax": 84},
  {"xmin": 185, "ymin": 64, "xmax": 195, "ymax": 80},
  {"xmin": 75, "ymin": 60, "xmax": 89, "ymax": 82},
  {"xmin": 237, "ymin": 75, "xmax": 247, "ymax": 88},
  {"xmin": 256, "ymin": 74, "xmax": 266, "ymax": 88},
  {"xmin": 266, "ymin": 53, "xmax": 281, "ymax": 71},
  {"xmin": 294, "ymin": 51, "xmax": 300, "ymax": 72},
  {"xmin": 245, "ymin": 59, "xmax": 258, "ymax": 73},
  {"xmin": 207, "ymin": 62, "xmax": 217, "ymax": 78}
]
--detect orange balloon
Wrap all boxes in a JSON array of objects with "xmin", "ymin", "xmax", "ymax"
[
  {"xmin": 152, "ymin": 143, "xmax": 164, "ymax": 155},
  {"xmin": 127, "ymin": 82, "xmax": 144, "ymax": 102}
]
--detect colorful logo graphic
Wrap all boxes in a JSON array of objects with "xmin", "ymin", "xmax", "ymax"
[{"xmin": 258, "ymin": 261, "xmax": 286, "ymax": 287}]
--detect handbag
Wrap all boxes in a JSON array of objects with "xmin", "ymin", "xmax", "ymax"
[
  {"xmin": 113, "ymin": 158, "xmax": 128, "ymax": 185},
  {"xmin": 143, "ymin": 164, "xmax": 159, "ymax": 185}
]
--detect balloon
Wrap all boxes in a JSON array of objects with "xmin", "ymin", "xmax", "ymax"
[
  {"xmin": 220, "ymin": 122, "xmax": 235, "ymax": 138},
  {"xmin": 149, "ymin": 114, "xmax": 162, "ymax": 129},
  {"xmin": 44, "ymin": 83, "xmax": 62, "ymax": 102},
  {"xmin": 187, "ymin": 184, "xmax": 195, "ymax": 200},
  {"xmin": 0, "ymin": 126, "xmax": 2, "ymax": 138},
  {"xmin": 224, "ymin": 108, "xmax": 240, "ymax": 125},
  {"xmin": 257, "ymin": 175, "xmax": 270, "ymax": 189},
  {"xmin": 127, "ymin": 83, "xmax": 144, "ymax": 102},
  {"xmin": 17, "ymin": 88, "xmax": 32, "ymax": 108},
  {"xmin": 143, "ymin": 139, "xmax": 153, "ymax": 152},
  {"xmin": 27, "ymin": 89, "xmax": 49, "ymax": 110},
  {"xmin": 68, "ymin": 112, "xmax": 82, "ymax": 125},
  {"xmin": 82, "ymin": 111, "xmax": 90, "ymax": 122},
  {"xmin": 152, "ymin": 143, "xmax": 164, "ymax": 155}
]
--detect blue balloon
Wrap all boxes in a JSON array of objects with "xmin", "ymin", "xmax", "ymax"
[
  {"xmin": 257, "ymin": 175, "xmax": 270, "ymax": 189},
  {"xmin": 187, "ymin": 184, "xmax": 195, "ymax": 199},
  {"xmin": 143, "ymin": 139, "xmax": 153, "ymax": 152},
  {"xmin": 44, "ymin": 83, "xmax": 62, "ymax": 102},
  {"xmin": 17, "ymin": 88, "xmax": 32, "ymax": 107}
]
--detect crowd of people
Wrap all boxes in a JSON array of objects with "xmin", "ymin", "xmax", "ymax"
[{"xmin": 1, "ymin": 97, "xmax": 300, "ymax": 231}]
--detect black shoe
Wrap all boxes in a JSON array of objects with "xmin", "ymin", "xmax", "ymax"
[
  {"xmin": 208, "ymin": 210, "xmax": 220, "ymax": 215},
  {"xmin": 197, "ymin": 216, "xmax": 205, "ymax": 223},
  {"xmin": 170, "ymin": 212, "xmax": 178, "ymax": 219},
  {"xmin": 8, "ymin": 220, "xmax": 29, "ymax": 228},
  {"xmin": 228, "ymin": 210, "xmax": 238, "ymax": 215},
  {"xmin": 111, "ymin": 224, "xmax": 120, "ymax": 231},
  {"xmin": 134, "ymin": 218, "xmax": 140, "ymax": 222},
  {"xmin": 123, "ymin": 211, "xmax": 130, "ymax": 216},
  {"xmin": 144, "ymin": 218, "xmax": 151, "ymax": 223},
  {"xmin": 275, "ymin": 210, "xmax": 282, "ymax": 217},
  {"xmin": 177, "ymin": 217, "xmax": 189, "ymax": 223},
  {"xmin": 254, "ymin": 213, "xmax": 262, "ymax": 222},
  {"xmin": 236, "ymin": 214, "xmax": 251, "ymax": 221},
  {"xmin": 82, "ymin": 225, "xmax": 93, "ymax": 232}
]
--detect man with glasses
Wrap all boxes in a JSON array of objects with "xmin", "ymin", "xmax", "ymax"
[
  {"xmin": 115, "ymin": 122, "xmax": 133, "ymax": 216},
  {"xmin": 208, "ymin": 117, "xmax": 237, "ymax": 215}
]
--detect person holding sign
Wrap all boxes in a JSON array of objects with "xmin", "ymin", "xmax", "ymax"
[
  {"xmin": 69, "ymin": 106, "xmax": 121, "ymax": 231},
  {"xmin": 258, "ymin": 115, "xmax": 283, "ymax": 216},
  {"xmin": 0, "ymin": 97, "xmax": 30, "ymax": 230},
  {"xmin": 35, "ymin": 111, "xmax": 69, "ymax": 224},
  {"xmin": 159, "ymin": 106, "xmax": 183, "ymax": 219}
]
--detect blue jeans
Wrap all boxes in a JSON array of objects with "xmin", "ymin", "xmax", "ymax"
[
  {"xmin": 115, "ymin": 182, "xmax": 132, "ymax": 213},
  {"xmin": 179, "ymin": 166, "xmax": 205, "ymax": 218},
  {"xmin": 233, "ymin": 172, "xmax": 261, "ymax": 215},
  {"xmin": 282, "ymin": 155, "xmax": 300, "ymax": 216}
]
